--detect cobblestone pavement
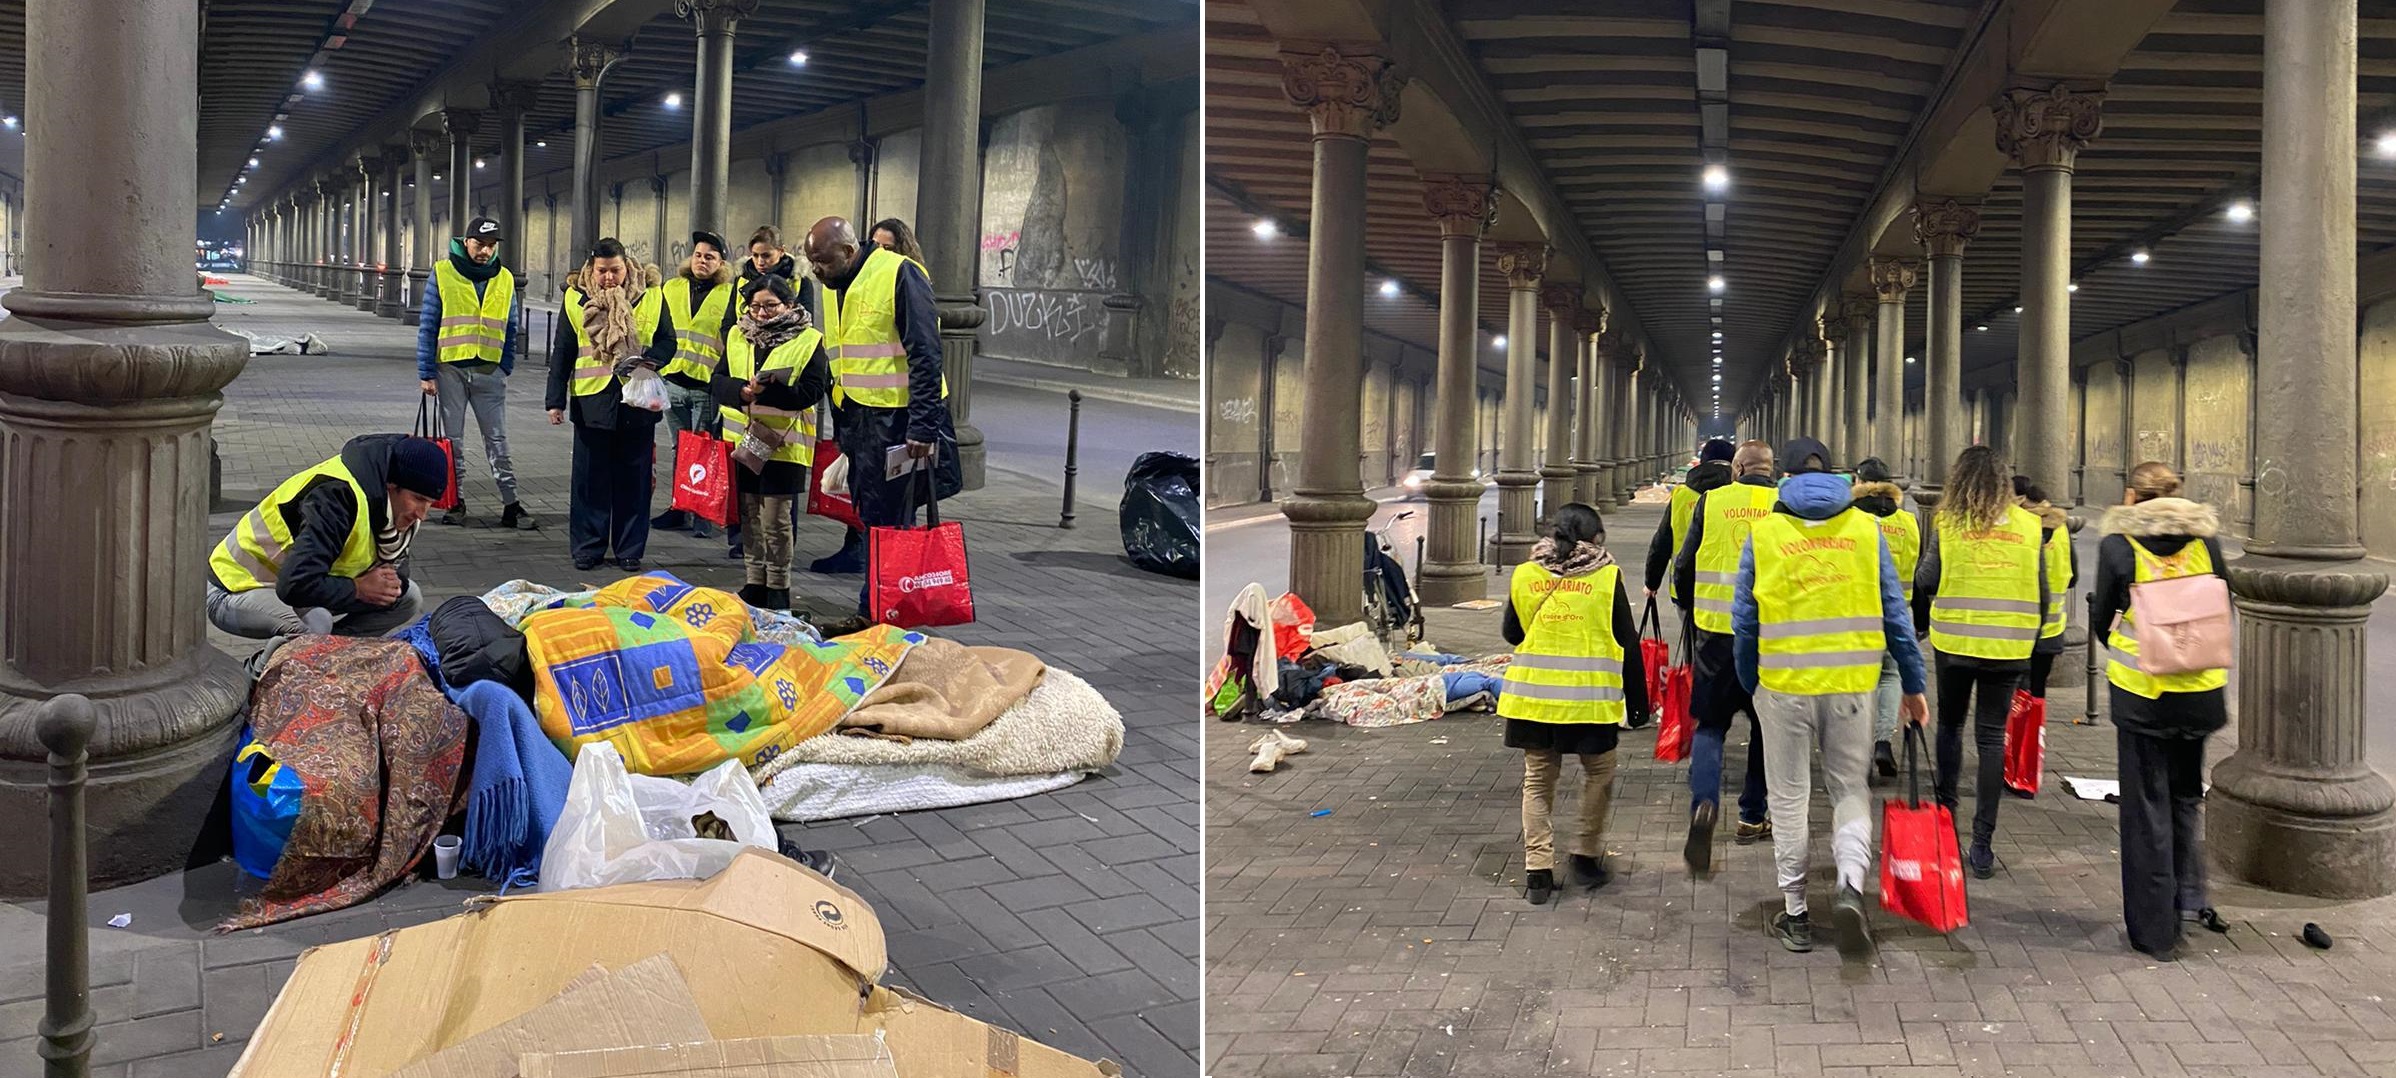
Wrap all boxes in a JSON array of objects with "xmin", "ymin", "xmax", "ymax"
[
  {"xmin": 0, "ymin": 276, "xmax": 1200, "ymax": 1078},
  {"xmin": 1206, "ymin": 497, "xmax": 2396, "ymax": 1078}
]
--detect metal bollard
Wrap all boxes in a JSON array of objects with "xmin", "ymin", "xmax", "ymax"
[
  {"xmin": 2084, "ymin": 621, "xmax": 2102, "ymax": 725},
  {"xmin": 38, "ymin": 694, "xmax": 96, "ymax": 1078},
  {"xmin": 1060, "ymin": 390, "xmax": 1083, "ymax": 529},
  {"xmin": 1478, "ymin": 515, "xmax": 1489, "ymax": 564}
]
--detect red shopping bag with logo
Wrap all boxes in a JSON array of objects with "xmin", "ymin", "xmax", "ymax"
[
  {"xmin": 1654, "ymin": 663, "xmax": 1694, "ymax": 763},
  {"xmin": 1639, "ymin": 597, "xmax": 1671, "ymax": 705},
  {"xmin": 2003, "ymin": 688, "xmax": 2045, "ymax": 798},
  {"xmin": 1882, "ymin": 726, "xmax": 1969, "ymax": 933},
  {"xmin": 868, "ymin": 469, "xmax": 976, "ymax": 627},
  {"xmin": 670, "ymin": 430, "xmax": 734, "ymax": 526},
  {"xmin": 414, "ymin": 395, "xmax": 460, "ymax": 511},
  {"xmin": 806, "ymin": 438, "xmax": 864, "ymax": 530}
]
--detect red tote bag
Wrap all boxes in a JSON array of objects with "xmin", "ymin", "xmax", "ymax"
[
  {"xmin": 1881, "ymin": 726, "xmax": 1969, "ymax": 933},
  {"xmin": 868, "ymin": 469, "xmax": 976, "ymax": 628},
  {"xmin": 1653, "ymin": 664, "xmax": 1694, "ymax": 763},
  {"xmin": 807, "ymin": 438, "xmax": 865, "ymax": 530},
  {"xmin": 1638, "ymin": 597, "xmax": 1671, "ymax": 705},
  {"xmin": 669, "ymin": 430, "xmax": 735, "ymax": 526},
  {"xmin": 415, "ymin": 395, "xmax": 460, "ymax": 511},
  {"xmin": 2003, "ymin": 689, "xmax": 2045, "ymax": 798}
]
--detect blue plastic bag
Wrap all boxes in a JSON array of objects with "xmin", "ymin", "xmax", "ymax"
[{"xmin": 228, "ymin": 730, "xmax": 303, "ymax": 880}]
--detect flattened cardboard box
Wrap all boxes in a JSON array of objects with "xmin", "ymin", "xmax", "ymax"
[
  {"xmin": 229, "ymin": 850, "xmax": 1119, "ymax": 1078},
  {"xmin": 519, "ymin": 1033, "xmax": 899, "ymax": 1078}
]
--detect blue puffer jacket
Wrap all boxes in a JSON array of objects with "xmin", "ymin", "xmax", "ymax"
[
  {"xmin": 1732, "ymin": 471, "xmax": 1926, "ymax": 696},
  {"xmin": 416, "ymin": 241, "xmax": 522, "ymax": 379}
]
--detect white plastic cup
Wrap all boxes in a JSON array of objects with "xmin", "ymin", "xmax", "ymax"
[{"xmin": 432, "ymin": 834, "xmax": 462, "ymax": 880}]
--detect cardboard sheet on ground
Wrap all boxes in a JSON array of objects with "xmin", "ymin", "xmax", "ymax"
[
  {"xmin": 229, "ymin": 849, "xmax": 1117, "ymax": 1078},
  {"xmin": 520, "ymin": 1034, "xmax": 899, "ymax": 1078},
  {"xmin": 385, "ymin": 955, "xmax": 711, "ymax": 1078}
]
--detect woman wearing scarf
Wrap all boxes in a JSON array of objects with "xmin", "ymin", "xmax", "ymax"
[
  {"xmin": 1499, "ymin": 503, "xmax": 1650, "ymax": 905},
  {"xmin": 708, "ymin": 274, "xmax": 830, "ymax": 611}
]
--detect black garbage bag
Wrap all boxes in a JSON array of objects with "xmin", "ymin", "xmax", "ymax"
[{"xmin": 1121, "ymin": 451, "xmax": 1200, "ymax": 578}]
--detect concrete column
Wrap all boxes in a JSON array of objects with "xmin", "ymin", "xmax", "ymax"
[
  {"xmin": 325, "ymin": 179, "xmax": 347, "ymax": 301},
  {"xmin": 1490, "ymin": 243, "xmax": 1545, "ymax": 568},
  {"xmin": 378, "ymin": 148, "xmax": 405, "ymax": 319},
  {"xmin": 1275, "ymin": 43, "xmax": 1398, "ymax": 625},
  {"xmin": 2207, "ymin": 0, "xmax": 2394, "ymax": 898},
  {"xmin": 406, "ymin": 128, "xmax": 440, "ymax": 327},
  {"xmin": 336, "ymin": 178, "xmax": 357, "ymax": 301},
  {"xmin": 1817, "ymin": 316, "xmax": 1847, "ymax": 458},
  {"xmin": 1572, "ymin": 312, "xmax": 1603, "ymax": 505},
  {"xmin": 1592, "ymin": 331, "xmax": 1625, "ymax": 507},
  {"xmin": 1615, "ymin": 358, "xmax": 1643, "ymax": 504},
  {"xmin": 494, "ymin": 81, "xmax": 539, "ymax": 280},
  {"xmin": 681, "ymin": 1, "xmax": 752, "ymax": 241},
  {"xmin": 1840, "ymin": 295, "xmax": 1873, "ymax": 470},
  {"xmin": 1995, "ymin": 82, "xmax": 2102, "ymax": 502},
  {"xmin": 314, "ymin": 182, "xmax": 337, "ymax": 297},
  {"xmin": 568, "ymin": 39, "xmax": 619, "ymax": 266},
  {"xmin": 1539, "ymin": 286, "xmax": 1578, "ymax": 524},
  {"xmin": 921, "ymin": 0, "xmax": 991, "ymax": 490},
  {"xmin": 352, "ymin": 160, "xmax": 379, "ymax": 311},
  {"xmin": 1810, "ymin": 338, "xmax": 1833, "ymax": 442},
  {"xmin": 1868, "ymin": 259, "xmax": 1916, "ymax": 477},
  {"xmin": 1419, "ymin": 174, "xmax": 1490, "ymax": 606},
  {"xmin": 0, "ymin": 0, "xmax": 251, "ymax": 895},
  {"xmin": 1915, "ymin": 199, "xmax": 1979, "ymax": 504},
  {"xmin": 349, "ymin": 169, "xmax": 370, "ymax": 306},
  {"xmin": 443, "ymin": 108, "xmax": 479, "ymax": 245}
]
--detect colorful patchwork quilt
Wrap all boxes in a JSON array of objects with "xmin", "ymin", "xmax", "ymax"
[{"xmin": 519, "ymin": 573, "xmax": 920, "ymax": 776}]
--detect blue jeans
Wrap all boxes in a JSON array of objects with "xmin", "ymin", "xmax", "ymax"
[{"xmin": 1690, "ymin": 715, "xmax": 1769, "ymax": 825}]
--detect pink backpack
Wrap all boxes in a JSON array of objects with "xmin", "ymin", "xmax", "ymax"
[{"xmin": 2126, "ymin": 539, "xmax": 2233, "ymax": 675}]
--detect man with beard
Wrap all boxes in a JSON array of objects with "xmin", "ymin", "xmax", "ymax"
[
  {"xmin": 545, "ymin": 238, "xmax": 666, "ymax": 573},
  {"xmin": 417, "ymin": 216, "xmax": 533, "ymax": 530}
]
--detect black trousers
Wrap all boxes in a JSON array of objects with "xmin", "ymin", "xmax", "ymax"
[
  {"xmin": 1933, "ymin": 652, "xmax": 2022, "ymax": 845},
  {"xmin": 2028, "ymin": 649, "xmax": 2057, "ymax": 698},
  {"xmin": 2118, "ymin": 723, "xmax": 2209, "ymax": 955},
  {"xmin": 570, "ymin": 421, "xmax": 655, "ymax": 563}
]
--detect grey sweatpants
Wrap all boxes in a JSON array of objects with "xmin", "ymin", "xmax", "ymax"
[
  {"xmin": 1754, "ymin": 686, "xmax": 1876, "ymax": 916},
  {"xmin": 434, "ymin": 364, "xmax": 518, "ymax": 505},
  {"xmin": 1871, "ymin": 656, "xmax": 1902, "ymax": 745},
  {"xmin": 206, "ymin": 580, "xmax": 423, "ymax": 639}
]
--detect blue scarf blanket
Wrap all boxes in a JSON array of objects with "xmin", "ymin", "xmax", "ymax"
[{"xmin": 399, "ymin": 622, "xmax": 573, "ymax": 889}]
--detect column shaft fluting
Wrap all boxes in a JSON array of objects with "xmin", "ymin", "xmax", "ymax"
[
  {"xmin": 1419, "ymin": 176, "xmax": 1489, "ymax": 606},
  {"xmin": 1917, "ymin": 199, "xmax": 1977, "ymax": 502},
  {"xmin": 1869, "ymin": 260, "xmax": 1915, "ymax": 476},
  {"xmin": 922, "ymin": 0, "xmax": 991, "ymax": 490},
  {"xmin": 1539, "ymin": 288, "xmax": 1577, "ymax": 523},
  {"xmin": 1842, "ymin": 298, "xmax": 1872, "ymax": 470},
  {"xmin": 445, "ymin": 109, "xmax": 478, "ymax": 243},
  {"xmin": 1572, "ymin": 316, "xmax": 1602, "ymax": 505},
  {"xmin": 406, "ymin": 130, "xmax": 438, "ymax": 327},
  {"xmin": 354, "ymin": 164, "xmax": 379, "ymax": 311},
  {"xmin": 568, "ymin": 40, "xmax": 616, "ymax": 268},
  {"xmin": 684, "ymin": 3, "xmax": 748, "ymax": 241},
  {"xmin": 1491, "ymin": 245, "xmax": 1543, "ymax": 568},
  {"xmin": 378, "ymin": 150, "xmax": 405, "ymax": 319}
]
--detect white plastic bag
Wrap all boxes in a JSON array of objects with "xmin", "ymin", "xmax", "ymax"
[
  {"xmin": 821, "ymin": 451, "xmax": 850, "ymax": 497},
  {"xmin": 620, "ymin": 368, "xmax": 669, "ymax": 412},
  {"xmin": 539, "ymin": 742, "xmax": 779, "ymax": 892}
]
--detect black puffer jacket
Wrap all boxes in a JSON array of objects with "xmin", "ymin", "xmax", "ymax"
[{"xmin": 2091, "ymin": 497, "xmax": 2230, "ymax": 739}]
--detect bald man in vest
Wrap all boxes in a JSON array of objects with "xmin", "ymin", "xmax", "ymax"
[{"xmin": 802, "ymin": 215, "xmax": 960, "ymax": 614}]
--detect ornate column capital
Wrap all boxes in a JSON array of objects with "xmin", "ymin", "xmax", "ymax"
[
  {"xmin": 1278, "ymin": 43, "xmax": 1402, "ymax": 142},
  {"xmin": 491, "ymin": 80, "xmax": 544, "ymax": 117},
  {"xmin": 1868, "ymin": 257, "xmax": 1919, "ymax": 300},
  {"xmin": 1573, "ymin": 309, "xmax": 1604, "ymax": 337},
  {"xmin": 1492, "ymin": 243, "xmax": 1547, "ymax": 290},
  {"xmin": 1913, "ymin": 198, "xmax": 1982, "ymax": 257},
  {"xmin": 409, "ymin": 127, "xmax": 445, "ymax": 159},
  {"xmin": 1818, "ymin": 314, "xmax": 1848, "ymax": 344},
  {"xmin": 1993, "ymin": 83, "xmax": 2105, "ymax": 171},
  {"xmin": 1421, "ymin": 173, "xmax": 1494, "ymax": 238},
  {"xmin": 441, "ymin": 108, "xmax": 482, "ymax": 141},
  {"xmin": 569, "ymin": 38, "xmax": 621, "ymax": 89},
  {"xmin": 1841, "ymin": 293, "xmax": 1877, "ymax": 326},
  {"xmin": 676, "ymin": 0, "xmax": 759, "ymax": 31},
  {"xmin": 1792, "ymin": 336, "xmax": 1825, "ymax": 368},
  {"xmin": 1539, "ymin": 283, "xmax": 1579, "ymax": 317},
  {"xmin": 1597, "ymin": 328, "xmax": 1632, "ymax": 360}
]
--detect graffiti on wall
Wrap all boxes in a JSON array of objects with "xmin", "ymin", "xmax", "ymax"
[
  {"xmin": 1216, "ymin": 396, "xmax": 1258, "ymax": 427},
  {"xmin": 2187, "ymin": 438, "xmax": 2244, "ymax": 475},
  {"xmin": 985, "ymin": 288, "xmax": 1107, "ymax": 346}
]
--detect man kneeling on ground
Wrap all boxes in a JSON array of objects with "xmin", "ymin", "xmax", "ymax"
[{"xmin": 206, "ymin": 433, "xmax": 446, "ymax": 638}]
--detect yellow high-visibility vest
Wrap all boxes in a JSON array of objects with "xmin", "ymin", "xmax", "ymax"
[
  {"xmin": 1928, "ymin": 505, "xmax": 2043, "ymax": 660},
  {"xmin": 562, "ymin": 285, "xmax": 665, "ymax": 399},
  {"xmin": 718, "ymin": 327, "xmax": 824, "ymax": 467},
  {"xmin": 1690, "ymin": 482, "xmax": 1779, "ymax": 634},
  {"xmin": 1876, "ymin": 510, "xmax": 1921, "ymax": 603},
  {"xmin": 1666, "ymin": 484, "xmax": 1701, "ymax": 604},
  {"xmin": 2041, "ymin": 524, "xmax": 2071, "ymax": 640},
  {"xmin": 1750, "ymin": 509, "xmax": 1888, "ymax": 695},
  {"xmin": 1498, "ymin": 562, "xmax": 1628, "ymax": 726},
  {"xmin": 658, "ymin": 276, "xmax": 733, "ymax": 381},
  {"xmin": 823, "ymin": 246, "xmax": 910, "ymax": 408},
  {"xmin": 210, "ymin": 455, "xmax": 375, "ymax": 594},
  {"xmin": 433, "ymin": 261, "xmax": 514, "ymax": 365},
  {"xmin": 2106, "ymin": 537, "xmax": 2229, "ymax": 698}
]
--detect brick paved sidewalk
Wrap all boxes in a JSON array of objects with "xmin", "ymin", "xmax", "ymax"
[
  {"xmin": 0, "ymin": 276, "xmax": 1199, "ymax": 1078},
  {"xmin": 1206, "ymin": 500, "xmax": 2396, "ymax": 1078}
]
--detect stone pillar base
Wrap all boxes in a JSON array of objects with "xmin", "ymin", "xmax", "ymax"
[
  {"xmin": 354, "ymin": 273, "xmax": 377, "ymax": 312},
  {"xmin": 1284, "ymin": 490, "xmax": 1377, "ymax": 626},
  {"xmin": 1912, "ymin": 483, "xmax": 1944, "ymax": 511},
  {"xmin": 377, "ymin": 272, "xmax": 405, "ymax": 320},
  {"xmin": 939, "ymin": 300, "xmax": 986, "ymax": 493},
  {"xmin": 2045, "ymin": 627, "xmax": 2088, "ymax": 689},
  {"xmin": 402, "ymin": 269, "xmax": 428, "ymax": 327},
  {"xmin": 2209, "ymin": 790, "xmax": 2396, "ymax": 900},
  {"xmin": 1493, "ymin": 470, "xmax": 1537, "ymax": 566},
  {"xmin": 1420, "ymin": 479, "xmax": 1485, "ymax": 606},
  {"xmin": 1539, "ymin": 465, "xmax": 1576, "ymax": 522}
]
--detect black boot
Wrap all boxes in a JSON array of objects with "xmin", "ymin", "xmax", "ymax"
[
  {"xmin": 1569, "ymin": 853, "xmax": 1610, "ymax": 890},
  {"xmin": 810, "ymin": 527, "xmax": 868, "ymax": 575},
  {"xmin": 738, "ymin": 583, "xmax": 770, "ymax": 607},
  {"xmin": 1874, "ymin": 739, "xmax": 1897, "ymax": 779},
  {"xmin": 764, "ymin": 587, "xmax": 790, "ymax": 613},
  {"xmin": 1524, "ymin": 869, "xmax": 1555, "ymax": 906},
  {"xmin": 651, "ymin": 509, "xmax": 689, "ymax": 532},
  {"xmin": 499, "ymin": 502, "xmax": 538, "ymax": 530}
]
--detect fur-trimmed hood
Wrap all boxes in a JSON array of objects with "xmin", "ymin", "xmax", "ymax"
[
  {"xmin": 1850, "ymin": 479, "xmax": 1903, "ymax": 518},
  {"xmin": 2100, "ymin": 496, "xmax": 2218, "ymax": 539},
  {"xmin": 563, "ymin": 260, "xmax": 663, "ymax": 297},
  {"xmin": 2018, "ymin": 497, "xmax": 2069, "ymax": 531},
  {"xmin": 680, "ymin": 256, "xmax": 734, "ymax": 286}
]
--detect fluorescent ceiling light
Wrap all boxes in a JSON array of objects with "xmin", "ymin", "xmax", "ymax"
[
  {"xmin": 2227, "ymin": 200, "xmax": 2254, "ymax": 223},
  {"xmin": 1707, "ymin": 276, "xmax": 1725, "ymax": 294},
  {"xmin": 302, "ymin": 70, "xmax": 324, "ymax": 90},
  {"xmin": 664, "ymin": 93, "xmax": 683, "ymax": 108},
  {"xmin": 2131, "ymin": 250, "xmax": 2150, "ymax": 265},
  {"xmin": 789, "ymin": 50, "xmax": 810, "ymax": 66},
  {"xmin": 1252, "ymin": 219, "xmax": 1277, "ymax": 239},
  {"xmin": 1379, "ymin": 279, "xmax": 1399, "ymax": 297},
  {"xmin": 1702, "ymin": 164, "xmax": 1729, "ymax": 192}
]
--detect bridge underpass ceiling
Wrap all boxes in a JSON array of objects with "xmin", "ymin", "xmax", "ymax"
[
  {"xmin": 221, "ymin": 0, "xmax": 1195, "ymax": 216},
  {"xmin": 1207, "ymin": 0, "xmax": 1573, "ymax": 388}
]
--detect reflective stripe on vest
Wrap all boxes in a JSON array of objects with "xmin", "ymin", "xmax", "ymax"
[
  {"xmin": 1691, "ymin": 482, "xmax": 1779, "ymax": 634},
  {"xmin": 1877, "ymin": 510, "xmax": 1921, "ymax": 604},
  {"xmin": 2041, "ymin": 524, "xmax": 2071, "ymax": 639},
  {"xmin": 2106, "ymin": 536, "xmax": 2230, "ymax": 699},
  {"xmin": 209, "ymin": 455, "xmax": 376, "ymax": 593},
  {"xmin": 659, "ymin": 276, "xmax": 734, "ymax": 381},
  {"xmin": 562, "ymin": 285, "xmax": 666, "ymax": 398},
  {"xmin": 825, "ymin": 247, "xmax": 910, "ymax": 408},
  {"xmin": 718, "ymin": 327, "xmax": 823, "ymax": 467},
  {"xmin": 1667, "ymin": 485, "xmax": 1700, "ymax": 604},
  {"xmin": 1751, "ymin": 509, "xmax": 1887, "ymax": 695},
  {"xmin": 1498, "ymin": 562, "xmax": 1628, "ymax": 726},
  {"xmin": 1929, "ymin": 505, "xmax": 2043, "ymax": 660},
  {"xmin": 433, "ymin": 261, "xmax": 513, "ymax": 364}
]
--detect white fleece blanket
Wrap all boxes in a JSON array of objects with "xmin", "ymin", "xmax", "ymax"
[{"xmin": 761, "ymin": 764, "xmax": 1088, "ymax": 822}]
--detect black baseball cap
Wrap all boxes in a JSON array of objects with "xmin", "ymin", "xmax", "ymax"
[
  {"xmin": 692, "ymin": 230, "xmax": 728, "ymax": 255},
  {"xmin": 464, "ymin": 216, "xmax": 503, "ymax": 243}
]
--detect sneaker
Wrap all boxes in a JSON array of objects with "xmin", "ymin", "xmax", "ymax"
[
  {"xmin": 499, "ymin": 502, "xmax": 537, "ymax": 530},
  {"xmin": 1684, "ymin": 802, "xmax": 1717, "ymax": 877},
  {"xmin": 1569, "ymin": 853, "xmax": 1610, "ymax": 890},
  {"xmin": 1873, "ymin": 740, "xmax": 1897, "ymax": 778},
  {"xmin": 1524, "ymin": 868, "xmax": 1555, "ymax": 906},
  {"xmin": 1734, "ymin": 818, "xmax": 1773, "ymax": 845},
  {"xmin": 441, "ymin": 504, "xmax": 469, "ymax": 526},
  {"xmin": 1966, "ymin": 840, "xmax": 1995, "ymax": 880},
  {"xmin": 2185, "ymin": 907, "xmax": 2230, "ymax": 934},
  {"xmin": 1832, "ymin": 885, "xmax": 1872, "ymax": 958},
  {"xmin": 1772, "ymin": 910, "xmax": 1814, "ymax": 953},
  {"xmin": 651, "ymin": 509, "xmax": 689, "ymax": 532},
  {"xmin": 691, "ymin": 520, "xmax": 716, "ymax": 540}
]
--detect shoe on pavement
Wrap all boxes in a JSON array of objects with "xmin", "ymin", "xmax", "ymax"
[
  {"xmin": 499, "ymin": 502, "xmax": 538, "ymax": 530},
  {"xmin": 1524, "ymin": 869, "xmax": 1555, "ymax": 906},
  {"xmin": 1966, "ymin": 840, "xmax": 1995, "ymax": 880},
  {"xmin": 1873, "ymin": 739, "xmax": 1897, "ymax": 778},
  {"xmin": 1734, "ymin": 818, "xmax": 1773, "ymax": 845},
  {"xmin": 616, "ymin": 558, "xmax": 643, "ymax": 573},
  {"xmin": 737, "ymin": 583, "xmax": 770, "ymax": 607},
  {"xmin": 651, "ymin": 509, "xmax": 690, "ymax": 532},
  {"xmin": 573, "ymin": 556, "xmax": 601, "ymax": 573},
  {"xmin": 764, "ymin": 587, "xmax": 790, "ymax": 612},
  {"xmin": 727, "ymin": 543, "xmax": 745, "ymax": 560},
  {"xmin": 2185, "ymin": 907, "xmax": 2230, "ymax": 934},
  {"xmin": 441, "ymin": 504, "xmax": 469, "ymax": 526},
  {"xmin": 692, "ymin": 519, "xmax": 716, "ymax": 540},
  {"xmin": 1832, "ymin": 884, "xmax": 1872, "ymax": 958},
  {"xmin": 1772, "ymin": 910, "xmax": 1814, "ymax": 953},
  {"xmin": 1569, "ymin": 853, "xmax": 1611, "ymax": 890},
  {"xmin": 1685, "ymin": 802, "xmax": 1717, "ymax": 878}
]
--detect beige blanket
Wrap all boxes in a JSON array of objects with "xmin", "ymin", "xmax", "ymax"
[{"xmin": 837, "ymin": 640, "xmax": 1045, "ymax": 742}]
